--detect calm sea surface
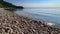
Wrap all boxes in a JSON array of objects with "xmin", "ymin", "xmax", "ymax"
[{"xmin": 14, "ymin": 7, "xmax": 60, "ymax": 26}]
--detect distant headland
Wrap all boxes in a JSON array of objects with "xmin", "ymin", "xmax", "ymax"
[{"xmin": 0, "ymin": 0, "xmax": 24, "ymax": 11}]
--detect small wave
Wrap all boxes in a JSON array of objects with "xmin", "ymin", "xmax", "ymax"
[{"xmin": 46, "ymin": 22, "xmax": 55, "ymax": 26}]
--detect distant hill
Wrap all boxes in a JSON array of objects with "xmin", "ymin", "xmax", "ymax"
[
  {"xmin": 0, "ymin": 0, "xmax": 3, "ymax": 7},
  {"xmin": 0, "ymin": 0, "xmax": 24, "ymax": 11}
]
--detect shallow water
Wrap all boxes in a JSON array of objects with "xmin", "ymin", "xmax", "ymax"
[{"xmin": 14, "ymin": 8, "xmax": 60, "ymax": 26}]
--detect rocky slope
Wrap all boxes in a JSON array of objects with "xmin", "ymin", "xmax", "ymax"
[{"xmin": 0, "ymin": 8, "xmax": 60, "ymax": 34}]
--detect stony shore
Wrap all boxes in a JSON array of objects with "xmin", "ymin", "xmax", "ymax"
[{"xmin": 0, "ymin": 8, "xmax": 60, "ymax": 34}]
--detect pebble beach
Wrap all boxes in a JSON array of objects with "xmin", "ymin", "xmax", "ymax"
[{"xmin": 0, "ymin": 8, "xmax": 60, "ymax": 34}]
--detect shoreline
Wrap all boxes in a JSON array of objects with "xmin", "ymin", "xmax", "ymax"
[
  {"xmin": 0, "ymin": 8, "xmax": 60, "ymax": 34},
  {"xmin": 14, "ymin": 10, "xmax": 60, "ymax": 28}
]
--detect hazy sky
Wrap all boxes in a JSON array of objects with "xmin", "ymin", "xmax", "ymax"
[{"xmin": 4, "ymin": 0, "xmax": 60, "ymax": 7}]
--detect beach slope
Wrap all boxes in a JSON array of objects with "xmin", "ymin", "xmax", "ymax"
[{"xmin": 0, "ymin": 8, "xmax": 60, "ymax": 34}]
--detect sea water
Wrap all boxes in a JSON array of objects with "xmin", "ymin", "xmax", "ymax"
[{"xmin": 14, "ymin": 7, "xmax": 60, "ymax": 26}]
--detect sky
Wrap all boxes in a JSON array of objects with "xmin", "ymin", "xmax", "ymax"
[{"xmin": 4, "ymin": 0, "xmax": 60, "ymax": 7}]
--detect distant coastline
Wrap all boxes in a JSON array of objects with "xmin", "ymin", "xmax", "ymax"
[{"xmin": 0, "ymin": 0, "xmax": 24, "ymax": 11}]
